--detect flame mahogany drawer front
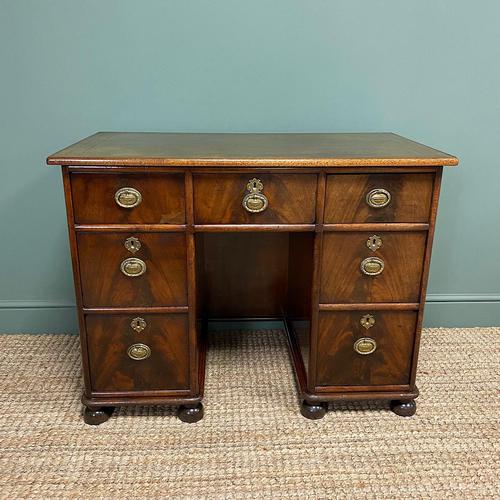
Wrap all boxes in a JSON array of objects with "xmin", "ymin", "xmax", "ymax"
[
  {"xmin": 317, "ymin": 311, "xmax": 417, "ymax": 387},
  {"xmin": 86, "ymin": 313, "xmax": 190, "ymax": 394},
  {"xmin": 78, "ymin": 232, "xmax": 188, "ymax": 308},
  {"xmin": 193, "ymin": 173, "xmax": 317, "ymax": 224},
  {"xmin": 71, "ymin": 173, "xmax": 186, "ymax": 224},
  {"xmin": 324, "ymin": 173, "xmax": 435, "ymax": 223},
  {"xmin": 320, "ymin": 231, "xmax": 427, "ymax": 304}
]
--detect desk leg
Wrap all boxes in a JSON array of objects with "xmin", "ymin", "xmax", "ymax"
[
  {"xmin": 83, "ymin": 406, "xmax": 114, "ymax": 425},
  {"xmin": 300, "ymin": 401, "xmax": 327, "ymax": 420},
  {"xmin": 178, "ymin": 403, "xmax": 204, "ymax": 423}
]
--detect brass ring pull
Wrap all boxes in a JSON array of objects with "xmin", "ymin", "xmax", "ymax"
[
  {"xmin": 115, "ymin": 187, "xmax": 142, "ymax": 208},
  {"xmin": 243, "ymin": 178, "xmax": 268, "ymax": 213},
  {"xmin": 360, "ymin": 257, "xmax": 384, "ymax": 276},
  {"xmin": 353, "ymin": 337, "xmax": 377, "ymax": 355},
  {"xmin": 366, "ymin": 188, "xmax": 391, "ymax": 208},
  {"xmin": 120, "ymin": 257, "xmax": 147, "ymax": 277},
  {"xmin": 127, "ymin": 343, "xmax": 151, "ymax": 360}
]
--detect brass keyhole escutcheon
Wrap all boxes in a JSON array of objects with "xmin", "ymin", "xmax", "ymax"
[
  {"xmin": 127, "ymin": 343, "xmax": 151, "ymax": 360},
  {"xmin": 366, "ymin": 235, "xmax": 382, "ymax": 252},
  {"xmin": 360, "ymin": 314, "xmax": 375, "ymax": 329},
  {"xmin": 115, "ymin": 187, "xmax": 142, "ymax": 208},
  {"xmin": 366, "ymin": 188, "xmax": 391, "ymax": 208},
  {"xmin": 243, "ymin": 178, "xmax": 268, "ymax": 213},
  {"xmin": 124, "ymin": 236, "xmax": 141, "ymax": 254},
  {"xmin": 360, "ymin": 257, "xmax": 384, "ymax": 276},
  {"xmin": 353, "ymin": 337, "xmax": 377, "ymax": 355},
  {"xmin": 130, "ymin": 317, "xmax": 147, "ymax": 333},
  {"xmin": 120, "ymin": 257, "xmax": 147, "ymax": 277}
]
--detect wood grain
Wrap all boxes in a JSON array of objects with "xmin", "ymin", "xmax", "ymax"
[
  {"xmin": 199, "ymin": 232, "xmax": 289, "ymax": 318},
  {"xmin": 78, "ymin": 232, "xmax": 187, "ymax": 307},
  {"xmin": 316, "ymin": 311, "xmax": 417, "ymax": 387},
  {"xmin": 320, "ymin": 231, "xmax": 427, "ymax": 304},
  {"xmin": 286, "ymin": 233, "xmax": 315, "ymax": 374},
  {"xmin": 324, "ymin": 173, "xmax": 435, "ymax": 223},
  {"xmin": 71, "ymin": 172, "xmax": 185, "ymax": 224},
  {"xmin": 193, "ymin": 173, "xmax": 317, "ymax": 224},
  {"xmin": 47, "ymin": 132, "xmax": 458, "ymax": 167},
  {"xmin": 86, "ymin": 313, "xmax": 190, "ymax": 393}
]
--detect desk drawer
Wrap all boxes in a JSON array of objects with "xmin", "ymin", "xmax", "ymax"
[
  {"xmin": 78, "ymin": 232, "xmax": 187, "ymax": 307},
  {"xmin": 320, "ymin": 231, "xmax": 426, "ymax": 303},
  {"xmin": 193, "ymin": 174, "xmax": 317, "ymax": 224},
  {"xmin": 316, "ymin": 310, "xmax": 417, "ymax": 387},
  {"xmin": 86, "ymin": 313, "xmax": 190, "ymax": 393},
  {"xmin": 324, "ymin": 173, "xmax": 434, "ymax": 223},
  {"xmin": 71, "ymin": 173, "xmax": 185, "ymax": 224}
]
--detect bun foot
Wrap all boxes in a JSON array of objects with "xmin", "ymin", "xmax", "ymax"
[
  {"xmin": 391, "ymin": 399, "xmax": 416, "ymax": 417},
  {"xmin": 83, "ymin": 406, "xmax": 114, "ymax": 425},
  {"xmin": 178, "ymin": 403, "xmax": 204, "ymax": 423},
  {"xmin": 300, "ymin": 401, "xmax": 327, "ymax": 420}
]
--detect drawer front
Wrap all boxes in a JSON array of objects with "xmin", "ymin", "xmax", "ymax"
[
  {"xmin": 71, "ymin": 173, "xmax": 185, "ymax": 224},
  {"xmin": 78, "ymin": 232, "xmax": 187, "ymax": 307},
  {"xmin": 86, "ymin": 313, "xmax": 190, "ymax": 393},
  {"xmin": 317, "ymin": 310, "xmax": 417, "ymax": 387},
  {"xmin": 320, "ymin": 231, "xmax": 426, "ymax": 303},
  {"xmin": 193, "ymin": 174, "xmax": 317, "ymax": 224},
  {"xmin": 324, "ymin": 173, "xmax": 434, "ymax": 223}
]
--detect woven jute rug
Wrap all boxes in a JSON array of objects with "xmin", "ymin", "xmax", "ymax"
[{"xmin": 0, "ymin": 327, "xmax": 498, "ymax": 499}]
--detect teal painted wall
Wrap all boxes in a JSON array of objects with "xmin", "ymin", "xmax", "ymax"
[{"xmin": 1, "ymin": 0, "xmax": 499, "ymax": 332}]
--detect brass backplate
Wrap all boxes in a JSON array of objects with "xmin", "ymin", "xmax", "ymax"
[
  {"xmin": 353, "ymin": 337, "xmax": 377, "ymax": 355},
  {"xmin": 127, "ymin": 343, "xmax": 151, "ymax": 360}
]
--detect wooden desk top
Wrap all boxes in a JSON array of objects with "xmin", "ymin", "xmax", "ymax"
[{"xmin": 47, "ymin": 132, "xmax": 458, "ymax": 167}]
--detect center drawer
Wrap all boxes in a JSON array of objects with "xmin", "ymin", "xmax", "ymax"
[
  {"xmin": 86, "ymin": 313, "xmax": 190, "ymax": 394},
  {"xmin": 320, "ymin": 231, "xmax": 427, "ymax": 303},
  {"xmin": 193, "ymin": 173, "xmax": 317, "ymax": 224},
  {"xmin": 78, "ymin": 232, "xmax": 188, "ymax": 308}
]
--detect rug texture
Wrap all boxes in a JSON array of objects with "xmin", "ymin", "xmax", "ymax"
[{"xmin": 0, "ymin": 327, "xmax": 498, "ymax": 499}]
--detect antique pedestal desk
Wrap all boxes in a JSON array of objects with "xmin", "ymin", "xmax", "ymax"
[{"xmin": 47, "ymin": 133, "xmax": 458, "ymax": 425}]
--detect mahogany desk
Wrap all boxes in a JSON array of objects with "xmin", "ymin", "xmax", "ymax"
[{"xmin": 47, "ymin": 133, "xmax": 458, "ymax": 425}]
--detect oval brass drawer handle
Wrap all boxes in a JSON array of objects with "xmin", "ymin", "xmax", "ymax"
[
  {"xmin": 366, "ymin": 188, "xmax": 391, "ymax": 208},
  {"xmin": 354, "ymin": 337, "xmax": 377, "ymax": 355},
  {"xmin": 120, "ymin": 257, "xmax": 147, "ymax": 277},
  {"xmin": 115, "ymin": 187, "xmax": 142, "ymax": 208},
  {"xmin": 127, "ymin": 343, "xmax": 151, "ymax": 360},
  {"xmin": 243, "ymin": 178, "xmax": 268, "ymax": 213},
  {"xmin": 360, "ymin": 257, "xmax": 384, "ymax": 276}
]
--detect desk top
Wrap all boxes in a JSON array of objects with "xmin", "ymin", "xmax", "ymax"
[{"xmin": 47, "ymin": 132, "xmax": 458, "ymax": 167}]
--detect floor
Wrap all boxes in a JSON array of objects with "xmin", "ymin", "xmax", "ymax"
[{"xmin": 0, "ymin": 327, "xmax": 498, "ymax": 499}]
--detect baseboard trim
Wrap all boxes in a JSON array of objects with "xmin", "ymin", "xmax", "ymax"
[
  {"xmin": 0, "ymin": 300, "xmax": 76, "ymax": 309},
  {"xmin": 426, "ymin": 294, "xmax": 500, "ymax": 303},
  {"xmin": 0, "ymin": 295, "xmax": 499, "ymax": 333}
]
